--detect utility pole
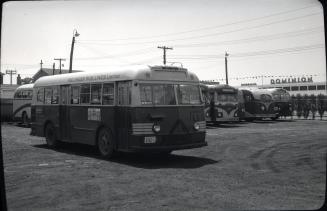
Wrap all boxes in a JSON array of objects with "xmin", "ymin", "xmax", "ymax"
[
  {"xmin": 6, "ymin": 69, "xmax": 17, "ymax": 85},
  {"xmin": 225, "ymin": 52, "xmax": 229, "ymax": 85},
  {"xmin": 69, "ymin": 29, "xmax": 80, "ymax": 73},
  {"xmin": 54, "ymin": 58, "xmax": 66, "ymax": 74},
  {"xmin": 52, "ymin": 63, "xmax": 56, "ymax": 75},
  {"xmin": 158, "ymin": 46, "xmax": 173, "ymax": 65}
]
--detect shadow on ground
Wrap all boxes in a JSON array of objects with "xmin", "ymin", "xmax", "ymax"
[
  {"xmin": 206, "ymin": 123, "xmax": 244, "ymax": 129},
  {"xmin": 33, "ymin": 143, "xmax": 219, "ymax": 169}
]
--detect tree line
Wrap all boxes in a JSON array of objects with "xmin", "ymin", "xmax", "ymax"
[{"xmin": 291, "ymin": 94, "xmax": 327, "ymax": 120}]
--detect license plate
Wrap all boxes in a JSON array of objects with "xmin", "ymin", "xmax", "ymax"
[{"xmin": 144, "ymin": 136, "xmax": 156, "ymax": 144}]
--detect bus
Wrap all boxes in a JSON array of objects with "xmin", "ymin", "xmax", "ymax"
[
  {"xmin": 238, "ymin": 88, "xmax": 279, "ymax": 121},
  {"xmin": 268, "ymin": 88, "xmax": 293, "ymax": 118},
  {"xmin": 13, "ymin": 83, "xmax": 34, "ymax": 124},
  {"xmin": 201, "ymin": 84, "xmax": 240, "ymax": 123},
  {"xmin": 30, "ymin": 65, "xmax": 207, "ymax": 158}
]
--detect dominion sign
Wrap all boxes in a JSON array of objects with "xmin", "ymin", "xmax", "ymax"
[{"xmin": 270, "ymin": 77, "xmax": 313, "ymax": 84}]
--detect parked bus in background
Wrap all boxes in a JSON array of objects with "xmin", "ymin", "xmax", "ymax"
[
  {"xmin": 237, "ymin": 90, "xmax": 246, "ymax": 120},
  {"xmin": 268, "ymin": 88, "xmax": 293, "ymax": 118},
  {"xmin": 238, "ymin": 88, "xmax": 279, "ymax": 121},
  {"xmin": 13, "ymin": 83, "xmax": 34, "ymax": 124},
  {"xmin": 201, "ymin": 84, "xmax": 240, "ymax": 124},
  {"xmin": 30, "ymin": 65, "xmax": 207, "ymax": 158}
]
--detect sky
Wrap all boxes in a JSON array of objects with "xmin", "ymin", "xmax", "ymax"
[{"xmin": 1, "ymin": 0, "xmax": 325, "ymax": 86}]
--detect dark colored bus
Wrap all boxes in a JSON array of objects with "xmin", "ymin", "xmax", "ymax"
[
  {"xmin": 269, "ymin": 88, "xmax": 293, "ymax": 118},
  {"xmin": 30, "ymin": 65, "xmax": 207, "ymax": 158},
  {"xmin": 238, "ymin": 88, "xmax": 279, "ymax": 121},
  {"xmin": 201, "ymin": 84, "xmax": 240, "ymax": 123}
]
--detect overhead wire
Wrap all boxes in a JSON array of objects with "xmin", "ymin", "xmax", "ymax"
[
  {"xmin": 77, "ymin": 12, "xmax": 321, "ymax": 46},
  {"xmin": 78, "ymin": 4, "xmax": 320, "ymax": 42}
]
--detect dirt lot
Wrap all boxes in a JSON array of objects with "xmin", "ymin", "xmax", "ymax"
[{"xmin": 2, "ymin": 120, "xmax": 326, "ymax": 210}]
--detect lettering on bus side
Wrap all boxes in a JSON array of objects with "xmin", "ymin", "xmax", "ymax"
[
  {"xmin": 68, "ymin": 74, "xmax": 120, "ymax": 83},
  {"xmin": 88, "ymin": 108, "xmax": 101, "ymax": 121}
]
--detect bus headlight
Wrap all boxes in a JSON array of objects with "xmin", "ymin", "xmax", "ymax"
[
  {"xmin": 194, "ymin": 122, "xmax": 200, "ymax": 131},
  {"xmin": 152, "ymin": 124, "xmax": 160, "ymax": 133}
]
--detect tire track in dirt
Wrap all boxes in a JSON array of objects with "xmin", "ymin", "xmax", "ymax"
[{"xmin": 249, "ymin": 143, "xmax": 288, "ymax": 173}]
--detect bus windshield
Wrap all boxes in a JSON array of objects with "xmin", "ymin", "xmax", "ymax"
[
  {"xmin": 140, "ymin": 84, "xmax": 176, "ymax": 105},
  {"xmin": 177, "ymin": 84, "xmax": 202, "ymax": 105},
  {"xmin": 215, "ymin": 93, "xmax": 238, "ymax": 102},
  {"xmin": 139, "ymin": 83, "xmax": 202, "ymax": 105}
]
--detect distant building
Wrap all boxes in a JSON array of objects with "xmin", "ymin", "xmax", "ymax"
[
  {"xmin": 32, "ymin": 68, "xmax": 82, "ymax": 82},
  {"xmin": 238, "ymin": 78, "xmax": 327, "ymax": 96},
  {"xmin": 0, "ymin": 84, "xmax": 19, "ymax": 99}
]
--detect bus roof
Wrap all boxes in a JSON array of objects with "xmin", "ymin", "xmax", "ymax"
[
  {"xmin": 201, "ymin": 83, "xmax": 238, "ymax": 93},
  {"xmin": 15, "ymin": 83, "xmax": 34, "ymax": 90},
  {"xmin": 33, "ymin": 65, "xmax": 199, "ymax": 87}
]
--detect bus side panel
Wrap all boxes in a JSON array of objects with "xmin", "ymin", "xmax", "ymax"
[
  {"xmin": 32, "ymin": 105, "xmax": 59, "ymax": 137},
  {"xmin": 101, "ymin": 106, "xmax": 116, "ymax": 142},
  {"xmin": 115, "ymin": 107, "xmax": 132, "ymax": 150},
  {"xmin": 13, "ymin": 99, "xmax": 31, "ymax": 121},
  {"xmin": 70, "ymin": 106, "xmax": 100, "ymax": 145}
]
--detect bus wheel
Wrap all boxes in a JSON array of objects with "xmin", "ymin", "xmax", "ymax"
[
  {"xmin": 22, "ymin": 112, "xmax": 28, "ymax": 125},
  {"xmin": 45, "ymin": 123, "xmax": 58, "ymax": 148},
  {"xmin": 97, "ymin": 128, "xmax": 114, "ymax": 159}
]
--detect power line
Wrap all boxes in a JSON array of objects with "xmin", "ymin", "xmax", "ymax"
[
  {"xmin": 78, "ymin": 12, "xmax": 321, "ymax": 46},
  {"xmin": 174, "ymin": 26, "xmax": 323, "ymax": 48},
  {"xmin": 77, "ymin": 4, "xmax": 319, "ymax": 42},
  {"xmin": 170, "ymin": 43, "xmax": 324, "ymax": 60},
  {"xmin": 75, "ymin": 45, "xmax": 156, "ymax": 60}
]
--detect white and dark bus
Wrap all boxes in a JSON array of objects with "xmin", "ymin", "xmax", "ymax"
[
  {"xmin": 13, "ymin": 83, "xmax": 34, "ymax": 124},
  {"xmin": 268, "ymin": 88, "xmax": 293, "ymax": 118},
  {"xmin": 30, "ymin": 65, "xmax": 207, "ymax": 158},
  {"xmin": 201, "ymin": 84, "xmax": 240, "ymax": 123},
  {"xmin": 238, "ymin": 88, "xmax": 279, "ymax": 121}
]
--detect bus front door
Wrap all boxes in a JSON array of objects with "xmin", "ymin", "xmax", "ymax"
[{"xmin": 60, "ymin": 85, "xmax": 71, "ymax": 141}]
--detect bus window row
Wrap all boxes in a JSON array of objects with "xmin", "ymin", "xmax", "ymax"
[
  {"xmin": 14, "ymin": 90, "xmax": 33, "ymax": 99},
  {"xmin": 36, "ymin": 83, "xmax": 115, "ymax": 105},
  {"xmin": 35, "ymin": 82, "xmax": 203, "ymax": 106}
]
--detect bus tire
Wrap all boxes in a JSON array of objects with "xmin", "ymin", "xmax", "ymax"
[
  {"xmin": 22, "ymin": 112, "xmax": 28, "ymax": 125},
  {"xmin": 97, "ymin": 128, "xmax": 115, "ymax": 159},
  {"xmin": 45, "ymin": 123, "xmax": 58, "ymax": 148}
]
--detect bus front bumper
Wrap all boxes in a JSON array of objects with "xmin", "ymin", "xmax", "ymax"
[{"xmin": 127, "ymin": 132, "xmax": 207, "ymax": 152}]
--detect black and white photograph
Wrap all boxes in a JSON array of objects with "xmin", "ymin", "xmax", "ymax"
[{"xmin": 0, "ymin": 0, "xmax": 326, "ymax": 210}]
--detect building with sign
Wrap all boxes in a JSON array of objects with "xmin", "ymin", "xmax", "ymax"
[{"xmin": 239, "ymin": 79, "xmax": 326, "ymax": 96}]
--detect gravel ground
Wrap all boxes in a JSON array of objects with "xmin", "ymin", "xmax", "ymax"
[{"xmin": 2, "ymin": 119, "xmax": 326, "ymax": 210}]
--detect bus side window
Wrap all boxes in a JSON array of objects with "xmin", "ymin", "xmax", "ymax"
[
  {"xmin": 80, "ymin": 84, "xmax": 91, "ymax": 104},
  {"xmin": 140, "ymin": 84, "xmax": 152, "ymax": 105},
  {"xmin": 14, "ymin": 91, "xmax": 20, "ymax": 99},
  {"xmin": 118, "ymin": 81, "xmax": 131, "ymax": 105},
  {"xmin": 91, "ymin": 84, "xmax": 102, "ymax": 104},
  {"xmin": 44, "ymin": 88, "xmax": 52, "ymax": 104},
  {"xmin": 102, "ymin": 83, "xmax": 114, "ymax": 105},
  {"xmin": 27, "ymin": 90, "xmax": 33, "ymax": 99},
  {"xmin": 71, "ymin": 85, "xmax": 80, "ymax": 104},
  {"xmin": 37, "ymin": 88, "xmax": 44, "ymax": 103},
  {"xmin": 52, "ymin": 86, "xmax": 59, "ymax": 104}
]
